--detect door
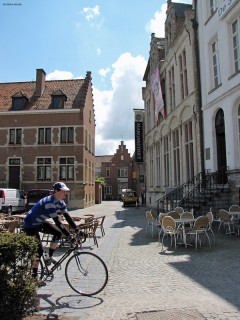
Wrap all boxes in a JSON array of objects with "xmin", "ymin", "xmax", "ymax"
[
  {"xmin": 9, "ymin": 164, "xmax": 20, "ymax": 189},
  {"xmin": 215, "ymin": 109, "xmax": 227, "ymax": 183}
]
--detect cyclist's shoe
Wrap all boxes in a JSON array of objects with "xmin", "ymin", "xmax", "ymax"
[
  {"xmin": 33, "ymin": 277, "xmax": 46, "ymax": 287},
  {"xmin": 45, "ymin": 257, "xmax": 57, "ymax": 266}
]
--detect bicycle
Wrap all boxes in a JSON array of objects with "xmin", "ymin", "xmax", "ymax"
[{"xmin": 38, "ymin": 229, "xmax": 108, "ymax": 296}]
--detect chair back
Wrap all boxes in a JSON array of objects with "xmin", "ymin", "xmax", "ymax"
[
  {"xmin": 174, "ymin": 207, "xmax": 184, "ymax": 215},
  {"xmin": 150, "ymin": 208, "xmax": 158, "ymax": 220},
  {"xmin": 146, "ymin": 211, "xmax": 154, "ymax": 223},
  {"xmin": 162, "ymin": 216, "xmax": 176, "ymax": 231},
  {"xmin": 206, "ymin": 212, "xmax": 214, "ymax": 224},
  {"xmin": 181, "ymin": 211, "xmax": 194, "ymax": 219},
  {"xmin": 217, "ymin": 209, "xmax": 231, "ymax": 221},
  {"xmin": 167, "ymin": 211, "xmax": 180, "ymax": 219},
  {"xmin": 193, "ymin": 216, "xmax": 209, "ymax": 230},
  {"xmin": 229, "ymin": 205, "xmax": 240, "ymax": 212},
  {"xmin": 159, "ymin": 213, "xmax": 167, "ymax": 225}
]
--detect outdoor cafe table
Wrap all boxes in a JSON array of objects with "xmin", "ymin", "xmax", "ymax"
[{"xmin": 174, "ymin": 217, "xmax": 196, "ymax": 247}]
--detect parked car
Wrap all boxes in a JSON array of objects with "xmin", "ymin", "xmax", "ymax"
[
  {"xmin": 120, "ymin": 188, "xmax": 132, "ymax": 202},
  {"xmin": 122, "ymin": 191, "xmax": 139, "ymax": 207},
  {"xmin": 26, "ymin": 189, "xmax": 52, "ymax": 211},
  {"xmin": 0, "ymin": 188, "xmax": 26, "ymax": 215}
]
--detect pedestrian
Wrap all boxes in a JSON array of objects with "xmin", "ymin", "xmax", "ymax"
[{"xmin": 23, "ymin": 182, "xmax": 78, "ymax": 285}]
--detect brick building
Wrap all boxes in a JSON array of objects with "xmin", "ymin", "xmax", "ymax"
[
  {"xmin": 96, "ymin": 141, "xmax": 138, "ymax": 200},
  {"xmin": 0, "ymin": 68, "xmax": 95, "ymax": 209}
]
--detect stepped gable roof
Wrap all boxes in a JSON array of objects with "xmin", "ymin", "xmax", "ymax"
[{"xmin": 0, "ymin": 78, "xmax": 86, "ymax": 112}]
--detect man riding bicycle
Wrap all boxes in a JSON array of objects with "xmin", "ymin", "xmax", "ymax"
[{"xmin": 23, "ymin": 182, "xmax": 78, "ymax": 285}]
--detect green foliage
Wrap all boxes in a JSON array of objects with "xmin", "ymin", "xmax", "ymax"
[
  {"xmin": 0, "ymin": 233, "xmax": 39, "ymax": 320},
  {"xmin": 95, "ymin": 176, "xmax": 107, "ymax": 185}
]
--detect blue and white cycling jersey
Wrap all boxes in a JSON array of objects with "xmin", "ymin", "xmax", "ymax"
[{"xmin": 24, "ymin": 195, "xmax": 68, "ymax": 229}]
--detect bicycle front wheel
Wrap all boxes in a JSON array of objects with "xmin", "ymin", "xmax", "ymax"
[{"xmin": 65, "ymin": 252, "xmax": 108, "ymax": 296}]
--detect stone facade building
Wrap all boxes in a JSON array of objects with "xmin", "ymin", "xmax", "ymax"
[
  {"xmin": 0, "ymin": 68, "xmax": 95, "ymax": 209},
  {"xmin": 196, "ymin": 0, "xmax": 240, "ymax": 195},
  {"xmin": 142, "ymin": 1, "xmax": 203, "ymax": 207}
]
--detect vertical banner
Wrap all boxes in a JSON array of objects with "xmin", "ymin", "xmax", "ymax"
[
  {"xmin": 150, "ymin": 66, "xmax": 165, "ymax": 122},
  {"xmin": 134, "ymin": 117, "xmax": 144, "ymax": 163}
]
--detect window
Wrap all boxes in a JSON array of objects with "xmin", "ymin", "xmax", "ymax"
[
  {"xmin": 9, "ymin": 128, "xmax": 22, "ymax": 145},
  {"xmin": 210, "ymin": 0, "xmax": 217, "ymax": 16},
  {"xmin": 179, "ymin": 50, "xmax": 188, "ymax": 100},
  {"xmin": 169, "ymin": 66, "xmax": 175, "ymax": 110},
  {"xmin": 163, "ymin": 136, "xmax": 169, "ymax": 186},
  {"xmin": 37, "ymin": 158, "xmax": 51, "ymax": 180},
  {"xmin": 12, "ymin": 97, "xmax": 28, "ymax": 110},
  {"xmin": 211, "ymin": 39, "xmax": 221, "ymax": 88},
  {"xmin": 106, "ymin": 167, "xmax": 110, "ymax": 177},
  {"xmin": 184, "ymin": 121, "xmax": 194, "ymax": 181},
  {"xmin": 149, "ymin": 145, "xmax": 153, "ymax": 187},
  {"xmin": 156, "ymin": 141, "xmax": 161, "ymax": 187},
  {"xmin": 61, "ymin": 127, "xmax": 74, "ymax": 143},
  {"xmin": 59, "ymin": 157, "xmax": 74, "ymax": 180},
  {"xmin": 105, "ymin": 186, "xmax": 112, "ymax": 195},
  {"xmin": 38, "ymin": 128, "xmax": 51, "ymax": 144},
  {"xmin": 173, "ymin": 129, "xmax": 180, "ymax": 185},
  {"xmin": 117, "ymin": 167, "xmax": 128, "ymax": 177},
  {"xmin": 232, "ymin": 18, "xmax": 240, "ymax": 73}
]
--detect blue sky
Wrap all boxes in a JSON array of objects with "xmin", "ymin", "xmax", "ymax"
[{"xmin": 0, "ymin": 0, "xmax": 192, "ymax": 156}]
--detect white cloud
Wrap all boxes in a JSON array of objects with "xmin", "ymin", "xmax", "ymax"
[
  {"xmin": 94, "ymin": 52, "xmax": 146, "ymax": 155},
  {"xmin": 46, "ymin": 70, "xmax": 83, "ymax": 80},
  {"xmin": 97, "ymin": 48, "xmax": 101, "ymax": 55},
  {"xmin": 46, "ymin": 53, "xmax": 147, "ymax": 156},
  {"xmin": 146, "ymin": 3, "xmax": 167, "ymax": 38},
  {"xmin": 82, "ymin": 5, "xmax": 100, "ymax": 21},
  {"xmin": 99, "ymin": 67, "xmax": 111, "ymax": 79}
]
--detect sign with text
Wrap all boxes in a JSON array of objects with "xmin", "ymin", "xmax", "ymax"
[{"xmin": 135, "ymin": 121, "xmax": 144, "ymax": 163}]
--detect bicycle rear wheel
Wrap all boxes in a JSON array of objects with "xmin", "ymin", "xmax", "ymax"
[{"xmin": 65, "ymin": 251, "xmax": 108, "ymax": 296}]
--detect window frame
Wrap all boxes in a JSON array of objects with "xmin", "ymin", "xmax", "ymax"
[
  {"xmin": 9, "ymin": 128, "xmax": 22, "ymax": 145},
  {"xmin": 37, "ymin": 157, "xmax": 52, "ymax": 181},
  {"xmin": 60, "ymin": 127, "xmax": 74, "ymax": 144},
  {"xmin": 59, "ymin": 157, "xmax": 75, "ymax": 181}
]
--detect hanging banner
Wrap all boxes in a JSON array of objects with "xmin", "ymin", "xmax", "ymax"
[
  {"xmin": 135, "ymin": 121, "xmax": 144, "ymax": 163},
  {"xmin": 150, "ymin": 66, "xmax": 165, "ymax": 122}
]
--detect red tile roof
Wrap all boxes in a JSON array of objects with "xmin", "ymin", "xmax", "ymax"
[{"xmin": 0, "ymin": 78, "xmax": 87, "ymax": 112}]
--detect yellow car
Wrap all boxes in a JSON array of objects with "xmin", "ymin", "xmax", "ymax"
[{"xmin": 123, "ymin": 191, "xmax": 139, "ymax": 207}]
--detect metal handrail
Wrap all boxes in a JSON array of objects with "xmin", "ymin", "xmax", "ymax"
[{"xmin": 156, "ymin": 167, "xmax": 228, "ymax": 213}]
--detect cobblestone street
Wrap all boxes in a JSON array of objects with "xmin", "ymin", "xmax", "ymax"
[{"xmin": 35, "ymin": 201, "xmax": 240, "ymax": 319}]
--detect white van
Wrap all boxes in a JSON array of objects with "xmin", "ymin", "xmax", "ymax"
[{"xmin": 0, "ymin": 188, "xmax": 26, "ymax": 215}]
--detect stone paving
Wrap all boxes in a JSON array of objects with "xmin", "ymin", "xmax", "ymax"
[{"xmin": 36, "ymin": 201, "xmax": 240, "ymax": 320}]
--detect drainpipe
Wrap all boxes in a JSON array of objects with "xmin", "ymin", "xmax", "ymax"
[{"xmin": 192, "ymin": 0, "xmax": 205, "ymax": 174}]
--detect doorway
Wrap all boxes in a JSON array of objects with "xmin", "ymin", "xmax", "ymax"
[
  {"xmin": 8, "ymin": 158, "xmax": 21, "ymax": 189},
  {"xmin": 215, "ymin": 109, "xmax": 227, "ymax": 183}
]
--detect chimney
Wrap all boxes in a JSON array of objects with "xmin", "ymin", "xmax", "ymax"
[{"xmin": 35, "ymin": 69, "xmax": 46, "ymax": 97}]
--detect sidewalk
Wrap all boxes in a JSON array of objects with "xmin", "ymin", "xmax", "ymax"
[{"xmin": 35, "ymin": 201, "xmax": 240, "ymax": 320}]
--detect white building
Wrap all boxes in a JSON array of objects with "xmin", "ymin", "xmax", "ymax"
[{"xmin": 196, "ymin": 0, "xmax": 240, "ymax": 188}]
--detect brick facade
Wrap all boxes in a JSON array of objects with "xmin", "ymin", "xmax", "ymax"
[{"xmin": 0, "ymin": 69, "xmax": 95, "ymax": 209}]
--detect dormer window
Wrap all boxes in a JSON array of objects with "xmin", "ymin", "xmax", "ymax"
[
  {"xmin": 51, "ymin": 90, "xmax": 67, "ymax": 109},
  {"xmin": 12, "ymin": 92, "xmax": 28, "ymax": 110}
]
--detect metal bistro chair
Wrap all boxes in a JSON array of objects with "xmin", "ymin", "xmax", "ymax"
[
  {"xmin": 145, "ymin": 211, "xmax": 157, "ymax": 238},
  {"xmin": 161, "ymin": 216, "xmax": 183, "ymax": 251},
  {"xmin": 158, "ymin": 212, "xmax": 168, "ymax": 243},
  {"xmin": 185, "ymin": 216, "xmax": 211, "ymax": 251},
  {"xmin": 174, "ymin": 207, "xmax": 184, "ymax": 215},
  {"xmin": 216, "ymin": 209, "xmax": 237, "ymax": 234},
  {"xmin": 167, "ymin": 211, "xmax": 180, "ymax": 219},
  {"xmin": 95, "ymin": 215, "xmax": 106, "ymax": 237}
]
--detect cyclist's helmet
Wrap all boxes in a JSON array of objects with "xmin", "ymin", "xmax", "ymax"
[{"xmin": 52, "ymin": 182, "xmax": 70, "ymax": 192}]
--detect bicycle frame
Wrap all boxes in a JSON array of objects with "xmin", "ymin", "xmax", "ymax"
[{"xmin": 41, "ymin": 237, "xmax": 82, "ymax": 277}]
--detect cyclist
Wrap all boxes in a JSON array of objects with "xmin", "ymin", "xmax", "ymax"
[{"xmin": 23, "ymin": 182, "xmax": 78, "ymax": 285}]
